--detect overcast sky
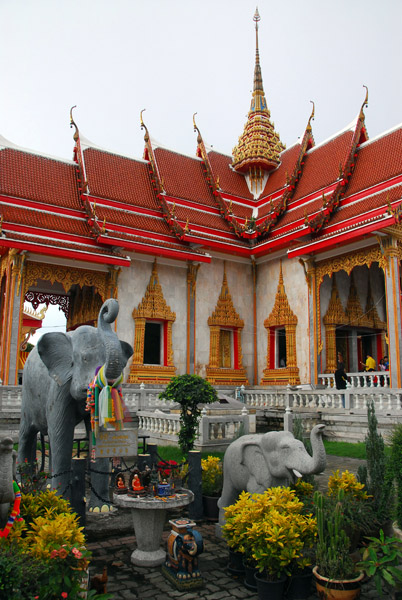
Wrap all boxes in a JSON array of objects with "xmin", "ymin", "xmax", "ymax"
[
  {"xmin": 6, "ymin": 0, "xmax": 402, "ymax": 343},
  {"xmin": 1, "ymin": 0, "xmax": 401, "ymax": 164}
]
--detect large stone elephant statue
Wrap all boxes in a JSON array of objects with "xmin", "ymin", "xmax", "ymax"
[
  {"xmin": 218, "ymin": 424, "xmax": 326, "ymax": 525},
  {"xmin": 18, "ymin": 299, "xmax": 133, "ymax": 511},
  {"xmin": 0, "ymin": 436, "xmax": 17, "ymax": 528}
]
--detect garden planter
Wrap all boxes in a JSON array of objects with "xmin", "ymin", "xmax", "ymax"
[
  {"xmin": 313, "ymin": 566, "xmax": 364, "ymax": 600},
  {"xmin": 286, "ymin": 567, "xmax": 312, "ymax": 599},
  {"xmin": 254, "ymin": 571, "xmax": 287, "ymax": 600},
  {"xmin": 243, "ymin": 560, "xmax": 258, "ymax": 591},
  {"xmin": 228, "ymin": 548, "xmax": 245, "ymax": 575},
  {"xmin": 202, "ymin": 495, "xmax": 219, "ymax": 521}
]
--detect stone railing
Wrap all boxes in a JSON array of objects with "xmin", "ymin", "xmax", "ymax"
[
  {"xmin": 318, "ymin": 371, "xmax": 390, "ymax": 389},
  {"xmin": 0, "ymin": 386, "xmax": 22, "ymax": 411},
  {"xmin": 138, "ymin": 406, "xmax": 254, "ymax": 451}
]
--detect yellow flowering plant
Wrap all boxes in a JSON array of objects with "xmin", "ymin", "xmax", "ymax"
[
  {"xmin": 25, "ymin": 511, "xmax": 85, "ymax": 560},
  {"xmin": 222, "ymin": 487, "xmax": 317, "ymax": 580},
  {"xmin": 326, "ymin": 470, "xmax": 377, "ymax": 544},
  {"xmin": 328, "ymin": 470, "xmax": 369, "ymax": 500},
  {"xmin": 201, "ymin": 455, "xmax": 223, "ymax": 496}
]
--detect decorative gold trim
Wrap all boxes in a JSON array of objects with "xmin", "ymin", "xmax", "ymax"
[
  {"xmin": 315, "ymin": 245, "xmax": 385, "ymax": 284},
  {"xmin": 23, "ymin": 262, "xmax": 109, "ymax": 300},
  {"xmin": 206, "ymin": 266, "xmax": 248, "ymax": 386},
  {"xmin": 261, "ymin": 262, "xmax": 300, "ymax": 385},
  {"xmin": 129, "ymin": 260, "xmax": 176, "ymax": 384}
]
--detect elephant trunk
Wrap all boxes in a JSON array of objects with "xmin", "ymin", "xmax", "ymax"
[
  {"xmin": 98, "ymin": 299, "xmax": 124, "ymax": 381},
  {"xmin": 299, "ymin": 424, "xmax": 326, "ymax": 475}
]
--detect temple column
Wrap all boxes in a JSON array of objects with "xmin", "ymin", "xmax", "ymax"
[
  {"xmin": 349, "ymin": 330, "xmax": 359, "ymax": 372},
  {"xmin": 186, "ymin": 263, "xmax": 199, "ymax": 374},
  {"xmin": 1, "ymin": 251, "xmax": 26, "ymax": 384},
  {"xmin": 252, "ymin": 259, "xmax": 258, "ymax": 385},
  {"xmin": 305, "ymin": 259, "xmax": 318, "ymax": 385},
  {"xmin": 382, "ymin": 238, "xmax": 402, "ymax": 388}
]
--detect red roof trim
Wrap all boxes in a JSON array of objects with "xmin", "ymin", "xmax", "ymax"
[
  {"xmin": 0, "ymin": 194, "xmax": 84, "ymax": 219},
  {"xmin": 88, "ymin": 195, "xmax": 162, "ymax": 219},
  {"xmin": 286, "ymin": 182, "xmax": 339, "ymax": 211},
  {"xmin": 287, "ymin": 216, "xmax": 394, "ymax": 258},
  {"xmin": 103, "ymin": 222, "xmax": 182, "ymax": 244},
  {"xmin": 182, "ymin": 234, "xmax": 251, "ymax": 255},
  {"xmin": 97, "ymin": 234, "xmax": 211, "ymax": 263},
  {"xmin": 164, "ymin": 195, "xmax": 221, "ymax": 216},
  {"xmin": 0, "ymin": 238, "xmax": 129, "ymax": 265},
  {"xmin": 3, "ymin": 223, "xmax": 100, "ymax": 246}
]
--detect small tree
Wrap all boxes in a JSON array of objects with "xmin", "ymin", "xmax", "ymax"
[
  {"xmin": 161, "ymin": 374, "xmax": 218, "ymax": 455},
  {"xmin": 358, "ymin": 398, "xmax": 393, "ymax": 524}
]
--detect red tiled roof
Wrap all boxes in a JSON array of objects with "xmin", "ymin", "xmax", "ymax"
[
  {"xmin": 83, "ymin": 148, "xmax": 159, "ymax": 209},
  {"xmin": 290, "ymin": 130, "xmax": 354, "ymax": 203},
  {"xmin": 208, "ymin": 151, "xmax": 253, "ymax": 200},
  {"xmin": 154, "ymin": 148, "xmax": 217, "ymax": 207},
  {"xmin": 95, "ymin": 206, "xmax": 174, "ymax": 237},
  {"xmin": 174, "ymin": 205, "xmax": 237, "ymax": 234},
  {"xmin": 3, "ymin": 231, "xmax": 124, "ymax": 257},
  {"xmin": 0, "ymin": 148, "xmax": 79, "ymax": 209},
  {"xmin": 261, "ymin": 144, "xmax": 301, "ymax": 198},
  {"xmin": 346, "ymin": 128, "xmax": 402, "ymax": 196},
  {"xmin": 0, "ymin": 203, "xmax": 89, "ymax": 237}
]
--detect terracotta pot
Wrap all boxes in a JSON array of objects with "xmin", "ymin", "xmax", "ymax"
[
  {"xmin": 202, "ymin": 494, "xmax": 219, "ymax": 521},
  {"xmin": 254, "ymin": 571, "xmax": 287, "ymax": 600},
  {"xmin": 313, "ymin": 565, "xmax": 364, "ymax": 600}
]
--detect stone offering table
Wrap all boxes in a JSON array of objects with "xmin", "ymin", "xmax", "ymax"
[{"xmin": 113, "ymin": 490, "xmax": 194, "ymax": 566}]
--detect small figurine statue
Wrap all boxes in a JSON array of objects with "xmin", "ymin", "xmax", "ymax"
[
  {"xmin": 163, "ymin": 518, "xmax": 204, "ymax": 590},
  {"xmin": 114, "ymin": 472, "xmax": 128, "ymax": 494},
  {"xmin": 128, "ymin": 468, "xmax": 145, "ymax": 497}
]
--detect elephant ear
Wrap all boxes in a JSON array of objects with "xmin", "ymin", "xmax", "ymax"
[
  {"xmin": 37, "ymin": 332, "xmax": 73, "ymax": 386},
  {"xmin": 240, "ymin": 437, "xmax": 270, "ymax": 493},
  {"xmin": 120, "ymin": 340, "xmax": 133, "ymax": 365}
]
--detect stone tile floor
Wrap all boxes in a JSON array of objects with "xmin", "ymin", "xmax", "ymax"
[{"xmin": 86, "ymin": 455, "xmax": 395, "ymax": 599}]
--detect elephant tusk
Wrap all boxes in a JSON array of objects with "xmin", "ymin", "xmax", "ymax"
[{"xmin": 293, "ymin": 469, "xmax": 302, "ymax": 478}]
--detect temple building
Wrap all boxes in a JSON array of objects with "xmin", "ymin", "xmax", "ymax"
[{"xmin": 0, "ymin": 10, "xmax": 401, "ymax": 389}]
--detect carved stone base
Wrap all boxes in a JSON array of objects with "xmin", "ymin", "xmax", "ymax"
[
  {"xmin": 205, "ymin": 367, "xmax": 249, "ymax": 386},
  {"xmin": 128, "ymin": 364, "xmax": 176, "ymax": 384},
  {"xmin": 260, "ymin": 367, "xmax": 300, "ymax": 386}
]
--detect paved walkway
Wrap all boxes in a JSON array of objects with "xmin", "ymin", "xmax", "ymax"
[{"xmin": 86, "ymin": 455, "xmax": 392, "ymax": 599}]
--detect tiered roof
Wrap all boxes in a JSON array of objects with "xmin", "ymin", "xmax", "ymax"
[{"xmin": 0, "ymin": 17, "xmax": 401, "ymax": 268}]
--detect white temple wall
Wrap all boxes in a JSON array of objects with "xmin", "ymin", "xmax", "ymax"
[
  {"xmin": 256, "ymin": 257, "xmax": 309, "ymax": 384},
  {"xmin": 196, "ymin": 257, "xmax": 254, "ymax": 383}
]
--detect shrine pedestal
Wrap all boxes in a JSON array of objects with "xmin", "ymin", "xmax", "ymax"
[{"xmin": 113, "ymin": 490, "xmax": 194, "ymax": 567}]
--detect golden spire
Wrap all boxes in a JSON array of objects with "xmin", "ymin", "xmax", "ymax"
[{"xmin": 232, "ymin": 8, "xmax": 285, "ymax": 174}]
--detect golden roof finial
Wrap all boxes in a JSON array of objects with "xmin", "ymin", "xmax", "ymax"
[
  {"xmin": 184, "ymin": 218, "xmax": 190, "ymax": 233},
  {"xmin": 101, "ymin": 217, "xmax": 106, "ymax": 234},
  {"xmin": 140, "ymin": 109, "xmax": 149, "ymax": 143},
  {"xmin": 306, "ymin": 101, "xmax": 315, "ymax": 132},
  {"xmin": 193, "ymin": 112, "xmax": 203, "ymax": 146},
  {"xmin": 232, "ymin": 9, "xmax": 284, "ymax": 174},
  {"xmin": 69, "ymin": 105, "xmax": 79, "ymax": 142},
  {"xmin": 359, "ymin": 85, "xmax": 369, "ymax": 119}
]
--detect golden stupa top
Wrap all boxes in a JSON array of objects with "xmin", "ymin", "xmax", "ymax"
[{"xmin": 232, "ymin": 8, "xmax": 285, "ymax": 174}]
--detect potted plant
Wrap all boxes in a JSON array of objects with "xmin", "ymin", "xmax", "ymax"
[
  {"xmin": 201, "ymin": 455, "xmax": 223, "ymax": 521},
  {"xmin": 0, "ymin": 486, "xmax": 112, "ymax": 599},
  {"xmin": 222, "ymin": 487, "xmax": 316, "ymax": 598},
  {"xmin": 313, "ymin": 489, "xmax": 364, "ymax": 599},
  {"xmin": 357, "ymin": 529, "xmax": 402, "ymax": 598}
]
